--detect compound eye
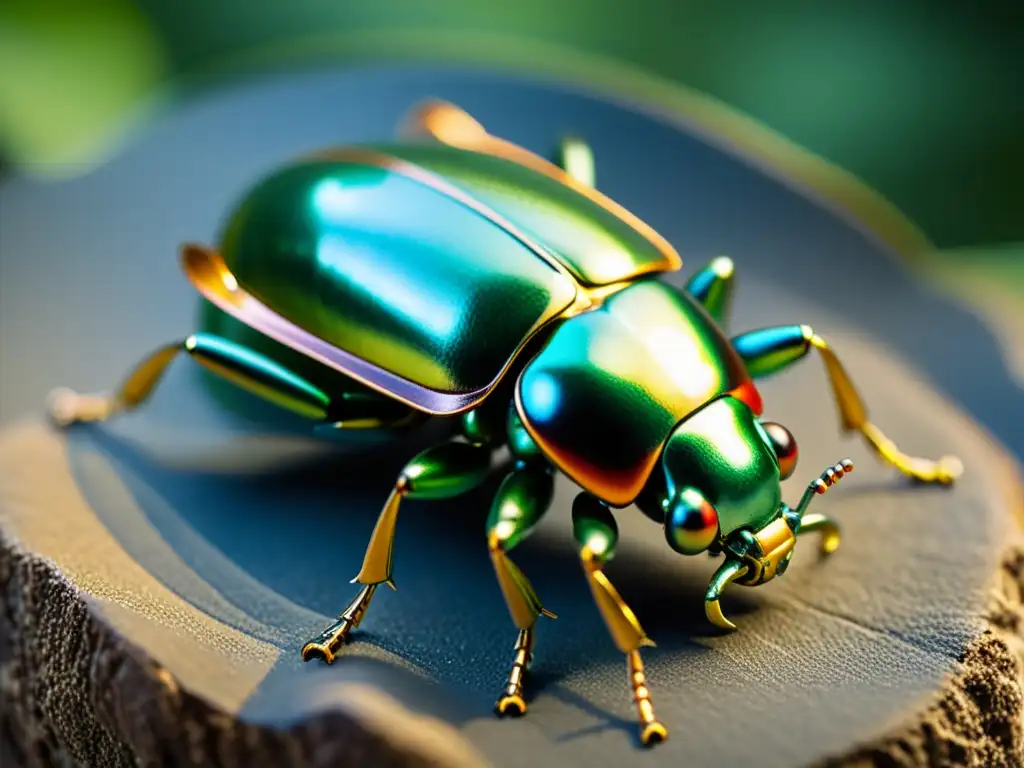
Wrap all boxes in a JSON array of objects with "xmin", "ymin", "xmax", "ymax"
[
  {"xmin": 762, "ymin": 422, "xmax": 798, "ymax": 480},
  {"xmin": 665, "ymin": 487, "xmax": 719, "ymax": 555}
]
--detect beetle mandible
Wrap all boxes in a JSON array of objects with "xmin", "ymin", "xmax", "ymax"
[{"xmin": 48, "ymin": 100, "xmax": 961, "ymax": 746}]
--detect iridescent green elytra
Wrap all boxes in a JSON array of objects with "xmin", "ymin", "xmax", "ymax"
[{"xmin": 49, "ymin": 100, "xmax": 960, "ymax": 748}]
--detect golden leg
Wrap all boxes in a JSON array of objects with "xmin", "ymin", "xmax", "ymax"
[
  {"xmin": 48, "ymin": 342, "xmax": 182, "ymax": 425},
  {"xmin": 579, "ymin": 545, "xmax": 665, "ymax": 745},
  {"xmin": 807, "ymin": 331, "xmax": 962, "ymax": 485},
  {"xmin": 798, "ymin": 512, "xmax": 841, "ymax": 555},
  {"xmin": 301, "ymin": 483, "xmax": 406, "ymax": 664},
  {"xmin": 486, "ymin": 465, "xmax": 557, "ymax": 716},
  {"xmin": 302, "ymin": 440, "xmax": 493, "ymax": 666},
  {"xmin": 628, "ymin": 650, "xmax": 668, "ymax": 746},
  {"xmin": 495, "ymin": 627, "xmax": 534, "ymax": 716},
  {"xmin": 861, "ymin": 422, "xmax": 962, "ymax": 485},
  {"xmin": 489, "ymin": 536, "xmax": 555, "ymax": 717},
  {"xmin": 300, "ymin": 584, "xmax": 377, "ymax": 664}
]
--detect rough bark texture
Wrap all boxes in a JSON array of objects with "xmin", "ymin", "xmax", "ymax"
[
  {"xmin": 3, "ymin": 530, "xmax": 1023, "ymax": 767},
  {"xmin": 821, "ymin": 547, "xmax": 1024, "ymax": 768},
  {"xmin": 0, "ymin": 531, "xmax": 480, "ymax": 768}
]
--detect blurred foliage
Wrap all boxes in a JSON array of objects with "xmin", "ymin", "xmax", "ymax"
[
  {"xmin": 1, "ymin": 1, "xmax": 1020, "ymax": 251},
  {"xmin": 0, "ymin": 0, "xmax": 168, "ymax": 174},
  {"xmin": 0, "ymin": 1, "xmax": 1018, "ymax": 401},
  {"xmin": 928, "ymin": 243, "xmax": 1024, "ymax": 385}
]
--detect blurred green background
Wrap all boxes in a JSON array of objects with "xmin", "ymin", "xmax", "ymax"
[{"xmin": 1, "ymin": 0, "xmax": 1020, "ymax": 379}]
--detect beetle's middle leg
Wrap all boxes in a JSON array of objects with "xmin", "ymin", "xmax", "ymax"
[
  {"xmin": 572, "ymin": 493, "xmax": 666, "ymax": 746},
  {"xmin": 487, "ymin": 462, "xmax": 556, "ymax": 715},
  {"xmin": 732, "ymin": 324, "xmax": 962, "ymax": 484},
  {"xmin": 302, "ymin": 439, "xmax": 493, "ymax": 663}
]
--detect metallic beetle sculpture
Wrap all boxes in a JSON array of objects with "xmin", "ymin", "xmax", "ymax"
[{"xmin": 49, "ymin": 101, "xmax": 961, "ymax": 746}]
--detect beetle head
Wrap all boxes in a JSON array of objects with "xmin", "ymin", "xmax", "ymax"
[
  {"xmin": 654, "ymin": 398, "xmax": 786, "ymax": 559},
  {"xmin": 662, "ymin": 419, "xmax": 800, "ymax": 551},
  {"xmin": 702, "ymin": 455, "xmax": 854, "ymax": 631}
]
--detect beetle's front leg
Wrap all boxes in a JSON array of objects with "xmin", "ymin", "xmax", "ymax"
[
  {"xmin": 302, "ymin": 440, "xmax": 492, "ymax": 663},
  {"xmin": 573, "ymin": 494, "xmax": 666, "ymax": 746},
  {"xmin": 732, "ymin": 325, "xmax": 962, "ymax": 484},
  {"xmin": 487, "ymin": 463, "xmax": 556, "ymax": 715}
]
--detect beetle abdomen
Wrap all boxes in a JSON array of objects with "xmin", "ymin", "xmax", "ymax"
[{"xmin": 217, "ymin": 154, "xmax": 577, "ymax": 397}]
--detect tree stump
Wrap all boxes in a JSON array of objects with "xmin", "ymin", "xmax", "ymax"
[{"xmin": 1, "ymin": 65, "xmax": 1022, "ymax": 768}]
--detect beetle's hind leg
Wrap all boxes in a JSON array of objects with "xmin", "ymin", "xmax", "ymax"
[
  {"xmin": 487, "ymin": 463, "xmax": 557, "ymax": 715},
  {"xmin": 732, "ymin": 325, "xmax": 962, "ymax": 484},
  {"xmin": 48, "ymin": 332, "xmax": 414, "ymax": 429},
  {"xmin": 302, "ymin": 439, "xmax": 493, "ymax": 663},
  {"xmin": 48, "ymin": 340, "xmax": 185, "ymax": 425},
  {"xmin": 573, "ymin": 494, "xmax": 666, "ymax": 746}
]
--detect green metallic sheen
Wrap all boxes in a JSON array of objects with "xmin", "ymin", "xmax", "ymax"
[
  {"xmin": 325, "ymin": 390, "xmax": 418, "ymax": 428},
  {"xmin": 517, "ymin": 280, "xmax": 757, "ymax": 506},
  {"xmin": 571, "ymin": 495, "xmax": 619, "ymax": 563},
  {"xmin": 684, "ymin": 257, "xmax": 734, "ymax": 325},
  {"xmin": 184, "ymin": 332, "xmax": 330, "ymax": 420},
  {"xmin": 660, "ymin": 396, "xmax": 781, "ymax": 537},
  {"xmin": 401, "ymin": 442, "xmax": 492, "ymax": 500},
  {"xmin": 460, "ymin": 396, "xmax": 508, "ymax": 446},
  {"xmin": 371, "ymin": 143, "xmax": 671, "ymax": 287},
  {"xmin": 732, "ymin": 325, "xmax": 811, "ymax": 378},
  {"xmin": 506, "ymin": 404, "xmax": 543, "ymax": 462},
  {"xmin": 487, "ymin": 465, "xmax": 556, "ymax": 550},
  {"xmin": 199, "ymin": 302, "xmax": 385, "ymax": 401},
  {"xmin": 216, "ymin": 155, "xmax": 576, "ymax": 394}
]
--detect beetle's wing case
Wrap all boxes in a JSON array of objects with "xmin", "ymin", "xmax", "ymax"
[
  {"xmin": 185, "ymin": 102, "xmax": 686, "ymax": 416},
  {"xmin": 399, "ymin": 100, "xmax": 681, "ymax": 287},
  {"xmin": 515, "ymin": 281, "xmax": 763, "ymax": 507},
  {"xmin": 185, "ymin": 149, "xmax": 582, "ymax": 415}
]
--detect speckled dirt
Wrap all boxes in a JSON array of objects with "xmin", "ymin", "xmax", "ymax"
[{"xmin": 821, "ymin": 547, "xmax": 1024, "ymax": 768}]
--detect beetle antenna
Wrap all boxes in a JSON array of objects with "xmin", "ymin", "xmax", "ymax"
[{"xmin": 795, "ymin": 459, "xmax": 854, "ymax": 517}]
